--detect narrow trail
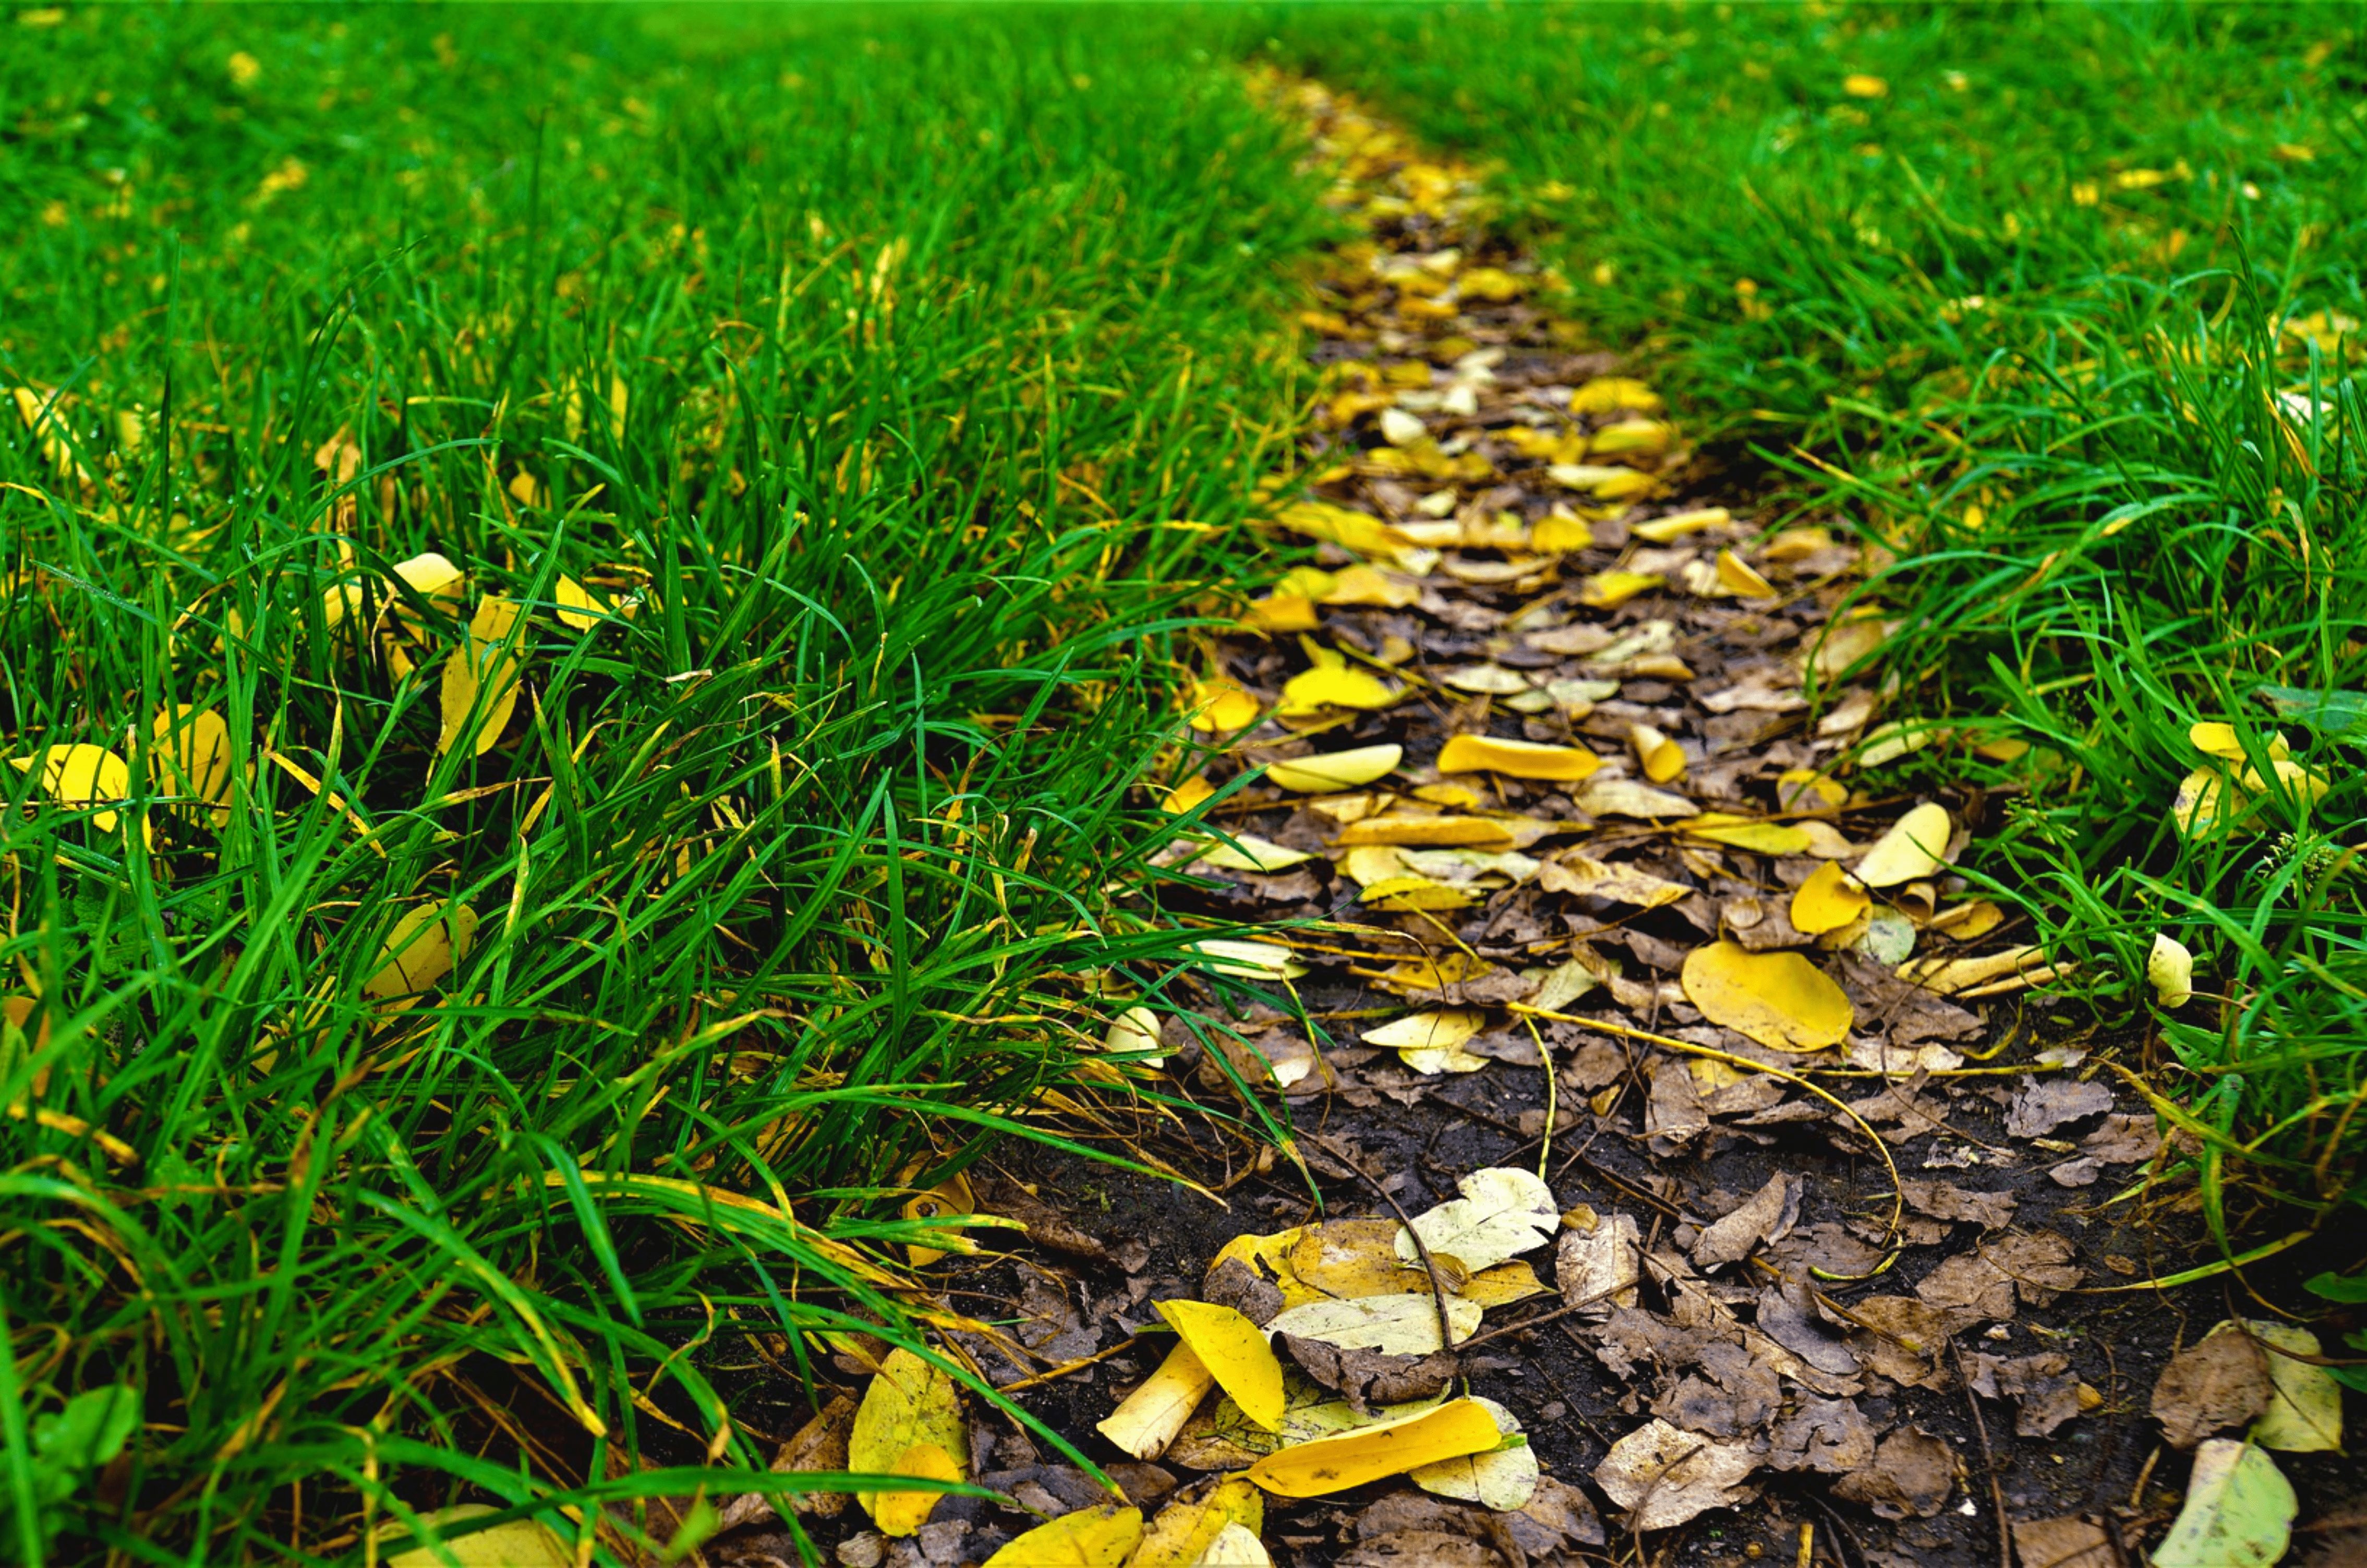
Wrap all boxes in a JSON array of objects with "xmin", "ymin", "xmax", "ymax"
[{"xmin": 711, "ymin": 74, "xmax": 2349, "ymax": 1568}]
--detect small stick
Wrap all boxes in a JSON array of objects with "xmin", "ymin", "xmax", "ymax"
[
  {"xmin": 1948, "ymin": 1337, "xmax": 2015, "ymax": 1568},
  {"xmin": 1308, "ymin": 1130, "xmax": 1458, "ymax": 1354}
]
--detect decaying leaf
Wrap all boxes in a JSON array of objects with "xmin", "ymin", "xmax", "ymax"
[
  {"xmin": 383, "ymin": 1505, "xmax": 571, "ymax": 1568},
  {"xmin": 1408, "ymin": 1397, "xmax": 1537, "ymax": 1512},
  {"xmin": 1264, "ymin": 1293, "xmax": 1481, "ymax": 1355},
  {"xmin": 1592, "ymin": 1418, "xmax": 1755, "ymax": 1529},
  {"xmin": 848, "ymin": 1348, "xmax": 967, "ymax": 1534},
  {"xmin": 1399, "ymin": 1167, "xmax": 1558, "ymax": 1274},
  {"xmin": 1679, "ymin": 942, "xmax": 1852, "ymax": 1052},
  {"xmin": 2243, "ymin": 1320, "xmax": 2342, "ymax": 1453},
  {"xmin": 1245, "ymin": 1397, "xmax": 1502, "ymax": 1498},
  {"xmin": 2152, "ymin": 1439, "xmax": 2294, "ymax": 1568}
]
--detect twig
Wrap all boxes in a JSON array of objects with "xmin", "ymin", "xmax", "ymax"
[
  {"xmin": 1307, "ymin": 1129, "xmax": 1458, "ymax": 1354},
  {"xmin": 1948, "ymin": 1336, "xmax": 2015, "ymax": 1568}
]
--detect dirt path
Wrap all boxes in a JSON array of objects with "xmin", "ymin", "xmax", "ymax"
[{"xmin": 703, "ymin": 74, "xmax": 2357, "ymax": 1568}]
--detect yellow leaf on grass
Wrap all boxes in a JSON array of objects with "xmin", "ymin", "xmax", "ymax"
[
  {"xmin": 1158, "ymin": 1301, "xmax": 1285, "ymax": 1432},
  {"xmin": 1790, "ymin": 862, "xmax": 1869, "ymax": 936},
  {"xmin": 1193, "ymin": 835, "xmax": 1314, "ymax": 873},
  {"xmin": 1104, "ymin": 1005, "xmax": 1166, "ymax": 1067},
  {"xmin": 1631, "ymin": 506, "xmax": 1729, "ymax": 544},
  {"xmin": 1162, "ymin": 774, "xmax": 1217, "ymax": 815},
  {"xmin": 1843, "ymin": 73, "xmax": 1889, "ymax": 97},
  {"xmin": 1099, "ymin": 1340, "xmax": 1216, "ymax": 1460},
  {"xmin": 1679, "ymin": 813, "xmax": 1812, "ymax": 853},
  {"xmin": 438, "ymin": 597, "xmax": 525, "ymax": 757},
  {"xmin": 2147, "ymin": 933, "xmax": 2194, "ymax": 1008},
  {"xmin": 1265, "ymin": 744, "xmax": 1403, "ymax": 793},
  {"xmin": 2171, "ymin": 765, "xmax": 2244, "ymax": 839},
  {"xmin": 1715, "ymin": 549, "xmax": 1776, "ymax": 598},
  {"xmin": 1279, "ymin": 666, "xmax": 1399, "ymax": 714},
  {"xmin": 1856, "ymin": 803, "xmax": 1951, "ymax": 887},
  {"xmin": 849, "ymin": 1349, "xmax": 967, "ymax": 1534},
  {"xmin": 1578, "ymin": 570, "xmax": 1664, "ymax": 610},
  {"xmin": 384, "ymin": 1505, "xmax": 571, "ymax": 1568},
  {"xmin": 1680, "ymin": 941, "xmax": 1852, "ymax": 1053},
  {"xmin": 979, "ymin": 1504, "xmax": 1142, "ymax": 1568},
  {"xmin": 1187, "ymin": 681, "xmax": 1263, "ymax": 734},
  {"xmin": 151, "ymin": 707, "xmax": 237, "ymax": 827},
  {"xmin": 900, "ymin": 1171, "xmax": 977, "ymax": 1268},
  {"xmin": 553, "ymin": 574, "xmax": 608, "ymax": 630},
  {"xmin": 1246, "ymin": 1398, "xmax": 1502, "ymax": 1498},
  {"xmin": 15, "ymin": 743, "xmax": 136, "ymax": 835},
  {"xmin": 1182, "ymin": 939, "xmax": 1307, "ymax": 981},
  {"xmin": 1436, "ymin": 734, "xmax": 1602, "ymax": 781},
  {"xmin": 1629, "ymin": 723, "xmax": 1685, "ymax": 782},
  {"xmin": 1133, "ymin": 1477, "xmax": 1264, "ymax": 1568},
  {"xmin": 365, "ymin": 900, "xmax": 479, "ymax": 1000}
]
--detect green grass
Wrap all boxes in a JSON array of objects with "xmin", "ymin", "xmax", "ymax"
[
  {"xmin": 0, "ymin": 4, "xmax": 1324, "ymax": 1560},
  {"xmin": 1260, "ymin": 1, "xmax": 2367, "ymax": 1239}
]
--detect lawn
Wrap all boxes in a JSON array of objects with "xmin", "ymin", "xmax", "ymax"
[
  {"xmin": 1262, "ymin": 0, "xmax": 2367, "ymax": 1245},
  {"xmin": 0, "ymin": 4, "xmax": 1324, "ymax": 1559}
]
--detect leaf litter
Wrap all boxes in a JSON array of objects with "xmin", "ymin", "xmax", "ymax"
[{"xmin": 671, "ymin": 69, "xmax": 2353, "ymax": 1568}]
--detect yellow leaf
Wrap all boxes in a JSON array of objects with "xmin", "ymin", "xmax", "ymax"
[
  {"xmin": 391, "ymin": 552, "xmax": 466, "ymax": 605},
  {"xmin": 1263, "ymin": 1293, "xmax": 1481, "ymax": 1353},
  {"xmin": 1098, "ymin": 1340, "xmax": 1215, "ymax": 1460},
  {"xmin": 1182, "ymin": 938, "xmax": 1306, "ymax": 980},
  {"xmin": 1528, "ymin": 511, "xmax": 1596, "ymax": 552},
  {"xmin": 1186, "ymin": 681, "xmax": 1262, "ymax": 734},
  {"xmin": 2148, "ymin": 933, "xmax": 2194, "ymax": 1008},
  {"xmin": 1927, "ymin": 899, "xmax": 2004, "ymax": 939},
  {"xmin": 1362, "ymin": 1010, "xmax": 1484, "ymax": 1053},
  {"xmin": 1631, "ymin": 506, "xmax": 1729, "ymax": 544},
  {"xmin": 1856, "ymin": 802, "xmax": 1951, "ymax": 887},
  {"xmin": 901, "ymin": 1172, "xmax": 976, "ymax": 1268},
  {"xmin": 1678, "ymin": 941, "xmax": 1853, "ymax": 1053},
  {"xmin": 1548, "ymin": 464, "xmax": 1659, "ymax": 500},
  {"xmin": 1775, "ymin": 769, "xmax": 1847, "ymax": 813},
  {"xmin": 1317, "ymin": 564, "xmax": 1422, "ymax": 608},
  {"xmin": 1678, "ymin": 814, "xmax": 1812, "ymax": 853},
  {"xmin": 1629, "ymin": 723, "xmax": 1685, "ymax": 782},
  {"xmin": 1589, "ymin": 418, "xmax": 1674, "ymax": 455},
  {"xmin": 1568, "ymin": 377, "xmax": 1662, "ymax": 414},
  {"xmin": 1333, "ymin": 813, "xmax": 1518, "ymax": 849},
  {"xmin": 1268, "ymin": 499, "xmax": 1415, "ymax": 562},
  {"xmin": 1162, "ymin": 774, "xmax": 1216, "ymax": 815},
  {"xmin": 1158, "ymin": 1301, "xmax": 1285, "ymax": 1432},
  {"xmin": 1435, "ymin": 734, "xmax": 1601, "ymax": 782},
  {"xmin": 1358, "ymin": 875, "xmax": 1475, "ymax": 912},
  {"xmin": 980, "ymin": 1504, "xmax": 1142, "ymax": 1568},
  {"xmin": 1245, "ymin": 1399, "xmax": 1503, "ymax": 1498},
  {"xmin": 2171, "ymin": 765, "xmax": 2244, "ymax": 839},
  {"xmin": 365, "ymin": 900, "xmax": 478, "ymax": 1000},
  {"xmin": 384, "ymin": 1505, "xmax": 571, "ymax": 1568},
  {"xmin": 554, "ymin": 574, "xmax": 607, "ymax": 630},
  {"xmin": 151, "ymin": 707, "xmax": 237, "ymax": 827},
  {"xmin": 873, "ymin": 1442, "xmax": 962, "ymax": 1537},
  {"xmin": 1104, "ymin": 1006, "xmax": 1165, "ymax": 1067},
  {"xmin": 1577, "ymin": 570, "xmax": 1664, "ymax": 610},
  {"xmin": 849, "ymin": 1349, "xmax": 967, "ymax": 1534},
  {"xmin": 1192, "ymin": 835, "xmax": 1314, "ymax": 873},
  {"xmin": 1714, "ymin": 549, "xmax": 1776, "ymax": 598},
  {"xmin": 17, "ymin": 743, "xmax": 135, "ymax": 834},
  {"xmin": 437, "ymin": 597, "xmax": 525, "ymax": 758},
  {"xmin": 1241, "ymin": 594, "xmax": 1320, "ymax": 633},
  {"xmin": 1265, "ymin": 744, "xmax": 1403, "ymax": 793},
  {"xmin": 1279, "ymin": 665, "xmax": 1400, "ymax": 714},
  {"xmin": 1190, "ymin": 1520, "xmax": 1272, "ymax": 1567},
  {"xmin": 1789, "ymin": 862, "xmax": 1869, "ymax": 936},
  {"xmin": 1133, "ymin": 1477, "xmax": 1264, "ymax": 1568},
  {"xmin": 1843, "ymin": 73, "xmax": 1889, "ymax": 97}
]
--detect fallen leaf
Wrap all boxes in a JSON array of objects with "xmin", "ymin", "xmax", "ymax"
[
  {"xmin": 1190, "ymin": 1521, "xmax": 1272, "ymax": 1566},
  {"xmin": 1679, "ymin": 942, "xmax": 1853, "ymax": 1052},
  {"xmin": 1855, "ymin": 803, "xmax": 1951, "ymax": 887},
  {"xmin": 1246, "ymin": 1398, "xmax": 1502, "ymax": 1498},
  {"xmin": 1592, "ymin": 1418, "xmax": 1755, "ymax": 1529},
  {"xmin": 1263, "ymin": 1294, "xmax": 1481, "ymax": 1354},
  {"xmin": 384, "ymin": 1505, "xmax": 570, "ymax": 1568},
  {"xmin": 1189, "ymin": 681, "xmax": 1264, "ymax": 733},
  {"xmin": 2152, "ymin": 1440, "xmax": 2294, "ymax": 1568},
  {"xmin": 1105, "ymin": 1006, "xmax": 1166, "ymax": 1068},
  {"xmin": 1538, "ymin": 852, "xmax": 1690, "ymax": 908},
  {"xmin": 1580, "ymin": 780, "xmax": 1699, "ymax": 819},
  {"xmin": 1132, "ymin": 1477, "xmax": 1264, "ymax": 1568},
  {"xmin": 1399, "ymin": 1167, "xmax": 1559, "ymax": 1273},
  {"xmin": 364, "ymin": 901, "xmax": 478, "ymax": 1000},
  {"xmin": 848, "ymin": 1348, "xmax": 967, "ymax": 1534},
  {"xmin": 15, "ymin": 743, "xmax": 136, "ymax": 834},
  {"xmin": 2011, "ymin": 1516, "xmax": 2116, "ymax": 1568},
  {"xmin": 1628, "ymin": 723, "xmax": 1685, "ymax": 782},
  {"xmin": 1281, "ymin": 665, "xmax": 1400, "ymax": 714},
  {"xmin": 1789, "ymin": 862, "xmax": 1868, "ymax": 936},
  {"xmin": 1435, "ymin": 734, "xmax": 1601, "ymax": 781},
  {"xmin": 1631, "ymin": 506, "xmax": 1727, "ymax": 543},
  {"xmin": 1266, "ymin": 744, "xmax": 1404, "ymax": 793},
  {"xmin": 2244, "ymin": 1320, "xmax": 2342, "ymax": 1452},
  {"xmin": 1578, "ymin": 570, "xmax": 1664, "ymax": 609},
  {"xmin": 437, "ymin": 596, "xmax": 526, "ymax": 757},
  {"xmin": 1555, "ymin": 1212, "xmax": 1641, "ymax": 1315},
  {"xmin": 1713, "ymin": 550, "xmax": 1775, "ymax": 598},
  {"xmin": 1192, "ymin": 834, "xmax": 1315, "ymax": 873},
  {"xmin": 1689, "ymin": 1173, "xmax": 1801, "ymax": 1270},
  {"xmin": 1678, "ymin": 813, "xmax": 1809, "ymax": 852},
  {"xmin": 1159, "ymin": 1301, "xmax": 1286, "ymax": 1433},
  {"xmin": 151, "ymin": 706, "xmax": 237, "ymax": 827},
  {"xmin": 979, "ymin": 1503, "xmax": 1142, "ymax": 1568},
  {"xmin": 2149, "ymin": 933, "xmax": 2195, "ymax": 1008},
  {"xmin": 1832, "ymin": 1427, "xmax": 1953, "ymax": 1519},
  {"xmin": 1408, "ymin": 1396, "xmax": 1537, "ymax": 1512},
  {"xmin": 1100, "ymin": 1340, "xmax": 1216, "ymax": 1461},
  {"xmin": 1183, "ymin": 939, "xmax": 1307, "ymax": 981},
  {"xmin": 1364, "ymin": 1009, "xmax": 1490, "ymax": 1074}
]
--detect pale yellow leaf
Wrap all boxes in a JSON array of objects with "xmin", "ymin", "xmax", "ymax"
[
  {"xmin": 1098, "ymin": 1340, "xmax": 1215, "ymax": 1461},
  {"xmin": 848, "ymin": 1349, "xmax": 967, "ymax": 1533},
  {"xmin": 1265, "ymin": 744, "xmax": 1403, "ymax": 793},
  {"xmin": 2148, "ymin": 934, "xmax": 2195, "ymax": 1008},
  {"xmin": 150, "ymin": 706, "xmax": 237, "ymax": 827},
  {"xmin": 1132, "ymin": 1477, "xmax": 1264, "ymax": 1568},
  {"xmin": 437, "ymin": 597, "xmax": 525, "ymax": 758},
  {"xmin": 364, "ymin": 900, "xmax": 478, "ymax": 1001},
  {"xmin": 1679, "ymin": 940, "xmax": 1852, "ymax": 1052},
  {"xmin": 384, "ymin": 1505, "xmax": 570, "ymax": 1568},
  {"xmin": 979, "ymin": 1504, "xmax": 1142, "ymax": 1568},
  {"xmin": 1856, "ymin": 803, "xmax": 1951, "ymax": 887}
]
